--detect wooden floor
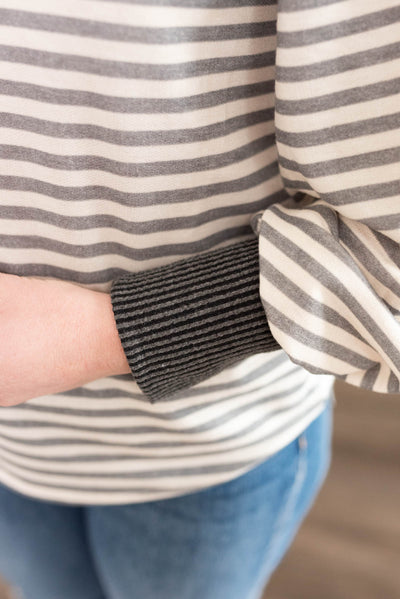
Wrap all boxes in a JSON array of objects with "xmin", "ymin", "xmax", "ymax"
[{"xmin": 1, "ymin": 380, "xmax": 399, "ymax": 599}]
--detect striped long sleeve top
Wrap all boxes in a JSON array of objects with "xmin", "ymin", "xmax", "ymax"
[{"xmin": 0, "ymin": 0, "xmax": 398, "ymax": 505}]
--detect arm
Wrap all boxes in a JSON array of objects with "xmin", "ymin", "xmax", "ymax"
[
  {"xmin": 110, "ymin": 238, "xmax": 281, "ymax": 403},
  {"xmin": 0, "ymin": 246, "xmax": 278, "ymax": 408},
  {"xmin": 5, "ymin": 0, "xmax": 394, "ymax": 408},
  {"xmin": 0, "ymin": 273, "xmax": 131, "ymax": 408},
  {"xmin": 255, "ymin": 0, "xmax": 400, "ymax": 392},
  {"xmin": 110, "ymin": 0, "xmax": 400, "ymax": 400}
]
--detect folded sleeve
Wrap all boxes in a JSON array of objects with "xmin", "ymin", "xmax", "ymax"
[
  {"xmin": 110, "ymin": 0, "xmax": 400, "ymax": 403},
  {"xmin": 110, "ymin": 238, "xmax": 281, "ymax": 403},
  {"xmin": 255, "ymin": 0, "xmax": 400, "ymax": 394}
]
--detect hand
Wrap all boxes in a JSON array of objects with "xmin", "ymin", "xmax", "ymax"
[{"xmin": 0, "ymin": 273, "xmax": 131, "ymax": 407}]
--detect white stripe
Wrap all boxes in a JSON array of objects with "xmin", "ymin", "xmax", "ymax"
[
  {"xmin": 0, "ymin": 215, "xmax": 257, "ymax": 249},
  {"xmin": 0, "ymin": 27, "xmax": 274, "ymax": 64},
  {"xmin": 0, "ymin": 62, "xmax": 273, "ymax": 97},
  {"xmin": 278, "ymin": 160, "xmax": 400, "ymax": 195},
  {"xmin": 278, "ymin": 129, "xmax": 400, "ymax": 163},
  {"xmin": 276, "ymin": 94, "xmax": 400, "ymax": 132},
  {"xmin": 0, "ymin": 0, "xmax": 272, "ymax": 27},
  {"xmin": 277, "ymin": 60, "xmax": 400, "ymax": 101},
  {"xmin": 338, "ymin": 195, "xmax": 400, "ymax": 220},
  {"xmin": 0, "ymin": 145, "xmax": 277, "ymax": 192},
  {"xmin": 0, "ymin": 175, "xmax": 282, "ymax": 221},
  {"xmin": 0, "ymin": 121, "xmax": 274, "ymax": 162},
  {"xmin": 2, "ymin": 92, "xmax": 273, "ymax": 130},
  {"xmin": 277, "ymin": 21, "xmax": 400, "ymax": 67},
  {"xmin": 278, "ymin": 0, "xmax": 398, "ymax": 33}
]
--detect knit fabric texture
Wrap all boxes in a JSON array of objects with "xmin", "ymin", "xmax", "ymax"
[{"xmin": 110, "ymin": 237, "xmax": 281, "ymax": 402}]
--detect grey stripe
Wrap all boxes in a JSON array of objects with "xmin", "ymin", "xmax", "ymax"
[
  {"xmin": 59, "ymin": 386, "xmax": 146, "ymax": 400},
  {"xmin": 0, "ymin": 225, "xmax": 253, "ymax": 260},
  {"xmin": 0, "ymin": 262, "xmax": 122, "ymax": 285},
  {"xmin": 0, "ymin": 78, "xmax": 274, "ymax": 113},
  {"xmin": 387, "ymin": 370, "xmax": 400, "ymax": 393},
  {"xmin": 0, "ymin": 456, "xmax": 275, "ymax": 479},
  {"xmin": 0, "ymin": 9, "xmax": 274, "ymax": 43},
  {"xmin": 276, "ymin": 77, "xmax": 400, "ymax": 115},
  {"xmin": 259, "ymin": 254, "xmax": 365, "ymax": 345},
  {"xmin": 259, "ymin": 297, "xmax": 376, "ymax": 370},
  {"xmin": 370, "ymin": 229, "xmax": 400, "ymax": 266},
  {"xmin": 359, "ymin": 214, "xmax": 400, "ymax": 232},
  {"xmin": 0, "ymin": 430, "xmax": 239, "ymax": 448},
  {"xmin": 278, "ymin": 7, "xmax": 400, "ymax": 48},
  {"xmin": 0, "ymin": 462, "xmax": 169, "ymax": 493},
  {"xmin": 14, "ymin": 381, "xmax": 298, "ymax": 427},
  {"xmin": 0, "ymin": 257, "xmax": 249, "ymax": 286},
  {"xmin": 277, "ymin": 357, "xmax": 347, "ymax": 379},
  {"xmin": 279, "ymin": 147, "xmax": 400, "ymax": 178},
  {"xmin": 281, "ymin": 179, "xmax": 400, "ymax": 203},
  {"xmin": 279, "ymin": 0, "xmax": 343, "ymax": 11},
  {"xmin": 260, "ymin": 209, "xmax": 400, "ymax": 370},
  {"xmin": 0, "ymin": 134, "xmax": 274, "ymax": 176},
  {"xmin": 281, "ymin": 177, "xmax": 312, "ymax": 191},
  {"xmin": 360, "ymin": 363, "xmax": 381, "ymax": 390},
  {"xmin": 277, "ymin": 41, "xmax": 400, "ymax": 82},
  {"xmin": 309, "ymin": 180, "xmax": 400, "ymax": 206},
  {"xmin": 0, "ymin": 109, "xmax": 274, "ymax": 145},
  {"xmin": 89, "ymin": 0, "xmax": 272, "ymax": 6},
  {"xmin": 0, "ymin": 161, "xmax": 279, "ymax": 205},
  {"xmin": 339, "ymin": 220, "xmax": 400, "ymax": 299},
  {"xmin": 0, "ymin": 45, "xmax": 275, "ymax": 79},
  {"xmin": 0, "ymin": 191, "xmax": 286, "ymax": 235},
  {"xmin": 276, "ymin": 113, "xmax": 400, "ymax": 148}
]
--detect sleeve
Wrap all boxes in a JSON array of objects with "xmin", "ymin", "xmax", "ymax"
[
  {"xmin": 255, "ymin": 0, "xmax": 400, "ymax": 394},
  {"xmin": 110, "ymin": 0, "xmax": 400, "ymax": 403},
  {"xmin": 110, "ymin": 237, "xmax": 282, "ymax": 403}
]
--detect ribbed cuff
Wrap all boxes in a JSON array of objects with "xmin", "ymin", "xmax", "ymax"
[{"xmin": 110, "ymin": 237, "xmax": 281, "ymax": 403}]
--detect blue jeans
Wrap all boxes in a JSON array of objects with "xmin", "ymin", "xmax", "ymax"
[{"xmin": 0, "ymin": 397, "xmax": 333, "ymax": 599}]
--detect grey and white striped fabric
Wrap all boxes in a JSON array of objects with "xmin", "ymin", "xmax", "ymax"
[
  {"xmin": 0, "ymin": 0, "xmax": 396, "ymax": 505},
  {"xmin": 257, "ymin": 0, "xmax": 400, "ymax": 393}
]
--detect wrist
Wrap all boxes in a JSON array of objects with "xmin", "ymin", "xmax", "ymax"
[{"xmin": 82, "ymin": 289, "xmax": 131, "ymax": 380}]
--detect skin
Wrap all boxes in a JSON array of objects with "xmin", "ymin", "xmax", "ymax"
[{"xmin": 0, "ymin": 272, "xmax": 131, "ymax": 408}]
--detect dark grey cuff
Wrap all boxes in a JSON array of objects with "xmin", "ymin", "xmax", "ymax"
[{"xmin": 110, "ymin": 237, "xmax": 281, "ymax": 403}]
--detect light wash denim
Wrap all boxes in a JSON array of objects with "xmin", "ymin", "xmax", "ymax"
[{"xmin": 0, "ymin": 395, "xmax": 333, "ymax": 599}]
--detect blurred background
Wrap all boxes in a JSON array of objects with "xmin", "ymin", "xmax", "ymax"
[
  {"xmin": 265, "ymin": 380, "xmax": 400, "ymax": 599},
  {"xmin": 1, "ymin": 379, "xmax": 399, "ymax": 599}
]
